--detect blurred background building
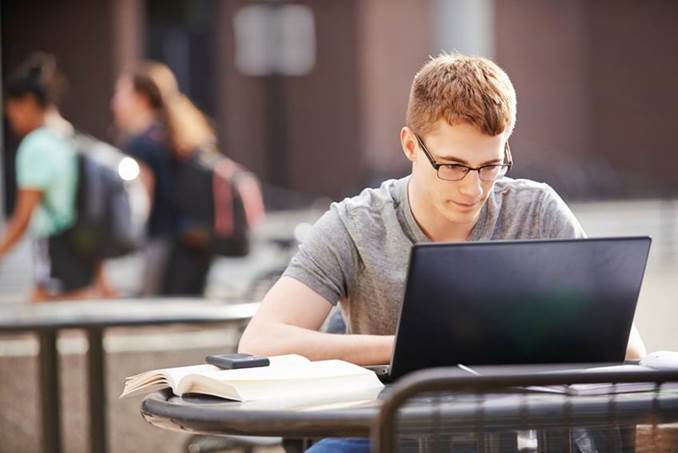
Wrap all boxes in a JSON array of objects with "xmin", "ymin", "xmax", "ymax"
[{"xmin": 3, "ymin": 0, "xmax": 678, "ymax": 212}]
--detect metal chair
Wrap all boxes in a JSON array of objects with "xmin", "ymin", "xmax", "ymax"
[{"xmin": 373, "ymin": 367, "xmax": 678, "ymax": 453}]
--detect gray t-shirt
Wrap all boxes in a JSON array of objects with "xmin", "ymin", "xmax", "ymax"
[{"xmin": 283, "ymin": 176, "xmax": 586, "ymax": 335}]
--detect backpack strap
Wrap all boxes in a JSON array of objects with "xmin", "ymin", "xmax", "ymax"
[
  {"xmin": 234, "ymin": 171, "xmax": 265, "ymax": 228},
  {"xmin": 42, "ymin": 145, "xmax": 84, "ymax": 234},
  {"xmin": 213, "ymin": 158, "xmax": 238, "ymax": 236},
  {"xmin": 212, "ymin": 158, "xmax": 266, "ymax": 236}
]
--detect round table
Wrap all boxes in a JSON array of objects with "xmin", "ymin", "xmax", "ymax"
[{"xmin": 141, "ymin": 365, "xmax": 678, "ymax": 452}]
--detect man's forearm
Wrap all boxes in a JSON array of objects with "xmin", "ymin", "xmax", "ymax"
[{"xmin": 238, "ymin": 321, "xmax": 394, "ymax": 365}]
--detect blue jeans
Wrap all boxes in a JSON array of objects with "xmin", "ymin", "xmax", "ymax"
[
  {"xmin": 305, "ymin": 437, "xmax": 455, "ymax": 453},
  {"xmin": 303, "ymin": 430, "xmax": 615, "ymax": 453},
  {"xmin": 305, "ymin": 438, "xmax": 370, "ymax": 453}
]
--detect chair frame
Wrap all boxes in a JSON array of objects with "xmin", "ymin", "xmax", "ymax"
[{"xmin": 373, "ymin": 368, "xmax": 678, "ymax": 452}]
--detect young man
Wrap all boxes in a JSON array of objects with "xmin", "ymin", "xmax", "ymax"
[{"xmin": 239, "ymin": 53, "xmax": 645, "ymax": 367}]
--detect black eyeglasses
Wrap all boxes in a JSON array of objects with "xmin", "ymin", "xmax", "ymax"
[{"xmin": 415, "ymin": 134, "xmax": 512, "ymax": 182}]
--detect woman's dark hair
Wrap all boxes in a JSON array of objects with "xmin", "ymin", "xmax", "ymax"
[{"xmin": 5, "ymin": 52, "xmax": 66, "ymax": 107}]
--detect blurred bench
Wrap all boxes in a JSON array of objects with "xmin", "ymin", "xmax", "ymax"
[{"xmin": 0, "ymin": 298, "xmax": 258, "ymax": 453}]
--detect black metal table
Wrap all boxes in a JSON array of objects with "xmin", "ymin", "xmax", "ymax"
[
  {"xmin": 0, "ymin": 298, "xmax": 259, "ymax": 453},
  {"xmin": 140, "ymin": 365, "xmax": 678, "ymax": 451}
]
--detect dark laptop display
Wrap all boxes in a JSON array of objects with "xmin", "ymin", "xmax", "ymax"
[{"xmin": 387, "ymin": 237, "xmax": 651, "ymax": 381}]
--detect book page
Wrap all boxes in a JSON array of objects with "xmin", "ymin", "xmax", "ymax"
[
  {"xmin": 203, "ymin": 359, "xmax": 368, "ymax": 383},
  {"xmin": 187, "ymin": 365, "xmax": 383, "ymax": 401},
  {"xmin": 163, "ymin": 364, "xmax": 221, "ymax": 386},
  {"xmin": 121, "ymin": 354, "xmax": 311, "ymax": 398},
  {"xmin": 121, "ymin": 364, "xmax": 219, "ymax": 398}
]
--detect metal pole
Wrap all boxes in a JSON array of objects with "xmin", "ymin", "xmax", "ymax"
[
  {"xmin": 38, "ymin": 330, "xmax": 62, "ymax": 453},
  {"xmin": 661, "ymin": 197, "xmax": 677, "ymax": 264},
  {"xmin": 0, "ymin": 1, "xmax": 6, "ymax": 221},
  {"xmin": 264, "ymin": 2, "xmax": 290, "ymax": 190},
  {"xmin": 87, "ymin": 328, "xmax": 108, "ymax": 453}
]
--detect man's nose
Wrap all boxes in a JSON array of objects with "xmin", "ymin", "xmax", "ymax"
[{"xmin": 457, "ymin": 170, "xmax": 483, "ymax": 198}]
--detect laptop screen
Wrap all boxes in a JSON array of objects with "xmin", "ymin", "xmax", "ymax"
[{"xmin": 389, "ymin": 237, "xmax": 651, "ymax": 380}]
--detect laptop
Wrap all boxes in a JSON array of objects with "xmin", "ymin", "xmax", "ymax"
[{"xmin": 370, "ymin": 236, "xmax": 651, "ymax": 382}]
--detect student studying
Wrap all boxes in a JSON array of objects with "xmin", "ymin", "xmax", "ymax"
[{"xmin": 237, "ymin": 52, "xmax": 647, "ymax": 452}]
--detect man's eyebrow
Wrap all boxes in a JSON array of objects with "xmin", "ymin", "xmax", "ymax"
[{"xmin": 436, "ymin": 154, "xmax": 503, "ymax": 166}]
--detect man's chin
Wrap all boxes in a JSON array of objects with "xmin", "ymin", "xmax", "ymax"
[
  {"xmin": 442, "ymin": 209, "xmax": 481, "ymax": 226},
  {"xmin": 441, "ymin": 201, "xmax": 481, "ymax": 220}
]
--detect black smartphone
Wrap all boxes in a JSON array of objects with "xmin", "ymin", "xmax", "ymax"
[{"xmin": 205, "ymin": 353, "xmax": 270, "ymax": 370}]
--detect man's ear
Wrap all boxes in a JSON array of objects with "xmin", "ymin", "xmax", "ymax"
[
  {"xmin": 505, "ymin": 141, "xmax": 513, "ymax": 164},
  {"xmin": 400, "ymin": 127, "xmax": 418, "ymax": 162}
]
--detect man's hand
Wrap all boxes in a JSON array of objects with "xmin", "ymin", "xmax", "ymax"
[{"xmin": 626, "ymin": 323, "xmax": 647, "ymax": 360}]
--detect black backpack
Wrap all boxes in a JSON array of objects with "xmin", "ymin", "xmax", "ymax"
[
  {"xmin": 62, "ymin": 133, "xmax": 147, "ymax": 259},
  {"xmin": 46, "ymin": 133, "xmax": 148, "ymax": 290},
  {"xmin": 173, "ymin": 149, "xmax": 265, "ymax": 256}
]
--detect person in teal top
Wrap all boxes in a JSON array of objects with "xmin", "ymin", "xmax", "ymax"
[
  {"xmin": 16, "ymin": 126, "xmax": 78, "ymax": 237},
  {"xmin": 1, "ymin": 52, "xmax": 114, "ymax": 301}
]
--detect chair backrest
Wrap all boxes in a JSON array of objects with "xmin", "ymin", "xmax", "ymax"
[{"xmin": 372, "ymin": 368, "xmax": 678, "ymax": 453}]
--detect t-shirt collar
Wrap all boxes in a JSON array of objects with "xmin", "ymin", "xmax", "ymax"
[{"xmin": 397, "ymin": 175, "xmax": 490, "ymax": 243}]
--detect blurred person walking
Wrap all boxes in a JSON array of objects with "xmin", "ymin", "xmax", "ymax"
[
  {"xmin": 111, "ymin": 62, "xmax": 217, "ymax": 296},
  {"xmin": 1, "ymin": 52, "xmax": 114, "ymax": 301}
]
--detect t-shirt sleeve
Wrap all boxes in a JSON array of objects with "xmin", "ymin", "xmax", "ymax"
[
  {"xmin": 539, "ymin": 184, "xmax": 587, "ymax": 239},
  {"xmin": 16, "ymin": 133, "xmax": 56, "ymax": 190},
  {"xmin": 282, "ymin": 203, "xmax": 359, "ymax": 305}
]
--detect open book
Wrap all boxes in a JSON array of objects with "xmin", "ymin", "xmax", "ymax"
[{"xmin": 121, "ymin": 354, "xmax": 384, "ymax": 402}]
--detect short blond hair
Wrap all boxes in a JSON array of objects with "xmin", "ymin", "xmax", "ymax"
[{"xmin": 406, "ymin": 53, "xmax": 517, "ymax": 137}]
